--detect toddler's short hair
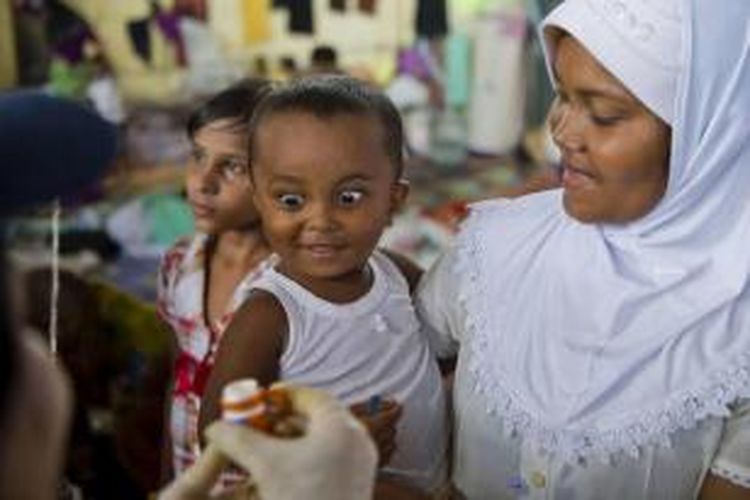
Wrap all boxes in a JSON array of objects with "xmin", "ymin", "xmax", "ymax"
[{"xmin": 250, "ymin": 75, "xmax": 405, "ymax": 178}]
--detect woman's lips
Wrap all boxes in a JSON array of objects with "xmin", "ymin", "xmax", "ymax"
[{"xmin": 561, "ymin": 163, "xmax": 596, "ymax": 190}]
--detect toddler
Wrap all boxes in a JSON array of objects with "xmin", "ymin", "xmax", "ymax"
[{"xmin": 200, "ymin": 75, "xmax": 448, "ymax": 494}]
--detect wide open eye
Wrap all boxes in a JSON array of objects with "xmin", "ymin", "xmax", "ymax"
[
  {"xmin": 337, "ymin": 190, "xmax": 364, "ymax": 206},
  {"xmin": 277, "ymin": 193, "xmax": 305, "ymax": 211}
]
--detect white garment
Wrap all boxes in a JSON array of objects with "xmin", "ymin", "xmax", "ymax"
[
  {"xmin": 246, "ymin": 250, "xmax": 448, "ymax": 493},
  {"xmin": 541, "ymin": 0, "xmax": 682, "ymax": 124},
  {"xmin": 418, "ymin": 224, "xmax": 750, "ymax": 498}
]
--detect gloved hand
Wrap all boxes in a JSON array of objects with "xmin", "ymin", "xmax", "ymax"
[{"xmin": 158, "ymin": 384, "xmax": 378, "ymax": 500}]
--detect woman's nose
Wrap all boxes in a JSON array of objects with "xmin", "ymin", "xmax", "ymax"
[{"xmin": 549, "ymin": 105, "xmax": 585, "ymax": 153}]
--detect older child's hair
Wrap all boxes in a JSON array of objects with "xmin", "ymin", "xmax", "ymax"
[
  {"xmin": 249, "ymin": 75, "xmax": 405, "ymax": 177},
  {"xmin": 187, "ymin": 78, "xmax": 272, "ymax": 140}
]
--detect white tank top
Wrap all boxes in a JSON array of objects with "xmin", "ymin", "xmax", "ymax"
[{"xmin": 248, "ymin": 250, "xmax": 448, "ymax": 492}]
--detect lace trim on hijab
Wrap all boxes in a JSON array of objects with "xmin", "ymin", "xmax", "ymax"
[{"xmin": 455, "ymin": 201, "xmax": 750, "ymax": 464}]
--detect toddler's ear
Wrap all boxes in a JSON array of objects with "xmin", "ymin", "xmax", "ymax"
[{"xmin": 388, "ymin": 180, "xmax": 410, "ymax": 220}]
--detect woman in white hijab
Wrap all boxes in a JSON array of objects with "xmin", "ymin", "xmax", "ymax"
[{"xmin": 417, "ymin": 0, "xmax": 750, "ymax": 498}]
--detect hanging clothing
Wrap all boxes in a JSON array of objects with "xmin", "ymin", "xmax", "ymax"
[
  {"xmin": 174, "ymin": 0, "xmax": 208, "ymax": 20},
  {"xmin": 286, "ymin": 0, "xmax": 313, "ymax": 33},
  {"xmin": 444, "ymin": 33, "xmax": 470, "ymax": 107},
  {"xmin": 46, "ymin": 2, "xmax": 94, "ymax": 64},
  {"xmin": 154, "ymin": 10, "xmax": 187, "ymax": 66},
  {"xmin": 125, "ymin": 5, "xmax": 187, "ymax": 67},
  {"xmin": 206, "ymin": 0, "xmax": 245, "ymax": 50},
  {"xmin": 243, "ymin": 0, "xmax": 272, "ymax": 43},
  {"xmin": 358, "ymin": 0, "xmax": 376, "ymax": 14},
  {"xmin": 330, "ymin": 0, "xmax": 346, "ymax": 11},
  {"xmin": 467, "ymin": 11, "xmax": 527, "ymax": 154},
  {"xmin": 127, "ymin": 18, "xmax": 152, "ymax": 64},
  {"xmin": 416, "ymin": 0, "xmax": 448, "ymax": 38}
]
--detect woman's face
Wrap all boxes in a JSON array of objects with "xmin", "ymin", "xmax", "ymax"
[{"xmin": 549, "ymin": 35, "xmax": 671, "ymax": 224}]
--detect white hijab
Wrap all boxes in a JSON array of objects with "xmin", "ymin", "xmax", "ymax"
[{"xmin": 457, "ymin": 0, "xmax": 750, "ymax": 462}]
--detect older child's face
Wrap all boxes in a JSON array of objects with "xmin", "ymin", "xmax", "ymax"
[
  {"xmin": 251, "ymin": 111, "xmax": 407, "ymax": 291},
  {"xmin": 549, "ymin": 35, "xmax": 670, "ymax": 224},
  {"xmin": 185, "ymin": 119, "xmax": 259, "ymax": 234}
]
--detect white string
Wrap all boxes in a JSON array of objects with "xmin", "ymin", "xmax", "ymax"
[{"xmin": 50, "ymin": 199, "xmax": 60, "ymax": 355}]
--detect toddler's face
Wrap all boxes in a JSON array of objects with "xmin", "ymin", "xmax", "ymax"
[
  {"xmin": 250, "ymin": 111, "xmax": 407, "ymax": 292},
  {"xmin": 185, "ymin": 119, "xmax": 259, "ymax": 234}
]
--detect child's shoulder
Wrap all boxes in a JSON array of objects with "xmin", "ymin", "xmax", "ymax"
[
  {"xmin": 158, "ymin": 235, "xmax": 207, "ymax": 295},
  {"xmin": 377, "ymin": 249, "xmax": 423, "ymax": 294},
  {"xmin": 161, "ymin": 235, "xmax": 205, "ymax": 269},
  {"xmin": 163, "ymin": 235, "xmax": 192, "ymax": 258},
  {"xmin": 221, "ymin": 288, "xmax": 288, "ymax": 358}
]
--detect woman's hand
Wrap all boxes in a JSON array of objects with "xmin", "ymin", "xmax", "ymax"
[{"xmin": 349, "ymin": 399, "xmax": 403, "ymax": 466}]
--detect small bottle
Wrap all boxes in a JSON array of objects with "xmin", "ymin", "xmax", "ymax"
[
  {"xmin": 221, "ymin": 379, "xmax": 305, "ymax": 437},
  {"xmin": 221, "ymin": 378, "xmax": 264, "ymax": 424}
]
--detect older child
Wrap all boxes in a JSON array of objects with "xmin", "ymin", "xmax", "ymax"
[
  {"xmin": 157, "ymin": 79, "xmax": 274, "ymax": 482},
  {"xmin": 200, "ymin": 75, "xmax": 448, "ymax": 494}
]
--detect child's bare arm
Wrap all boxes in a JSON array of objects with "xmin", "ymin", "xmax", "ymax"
[
  {"xmin": 198, "ymin": 291, "xmax": 287, "ymax": 440},
  {"xmin": 381, "ymin": 249, "xmax": 424, "ymax": 294}
]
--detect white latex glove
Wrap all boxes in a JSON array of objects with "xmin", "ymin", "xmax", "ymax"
[{"xmin": 159, "ymin": 384, "xmax": 378, "ymax": 500}]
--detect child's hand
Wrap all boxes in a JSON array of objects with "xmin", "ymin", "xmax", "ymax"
[{"xmin": 349, "ymin": 399, "xmax": 402, "ymax": 466}]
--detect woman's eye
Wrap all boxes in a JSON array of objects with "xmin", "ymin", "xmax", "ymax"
[
  {"xmin": 277, "ymin": 193, "xmax": 305, "ymax": 210},
  {"xmin": 591, "ymin": 115, "xmax": 622, "ymax": 127},
  {"xmin": 338, "ymin": 190, "xmax": 364, "ymax": 206}
]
